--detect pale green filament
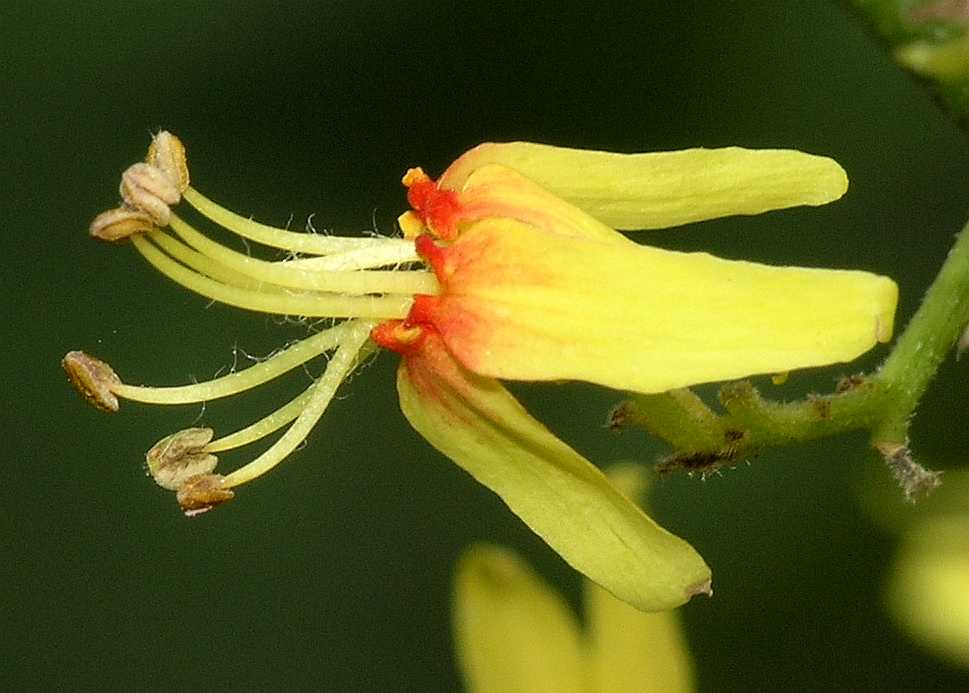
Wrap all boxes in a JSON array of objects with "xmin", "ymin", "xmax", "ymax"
[
  {"xmin": 221, "ymin": 319, "xmax": 375, "ymax": 488},
  {"xmin": 183, "ymin": 186, "xmax": 404, "ymax": 255},
  {"xmin": 282, "ymin": 243, "xmax": 421, "ymax": 271},
  {"xmin": 132, "ymin": 233, "xmax": 414, "ymax": 319},
  {"xmin": 207, "ymin": 388, "xmax": 314, "ymax": 452},
  {"xmin": 112, "ymin": 321, "xmax": 356, "ymax": 405},
  {"xmin": 152, "ymin": 230, "xmax": 273, "ymax": 290},
  {"xmin": 205, "ymin": 341, "xmax": 378, "ymax": 452},
  {"xmin": 168, "ymin": 213, "xmax": 438, "ymax": 295}
]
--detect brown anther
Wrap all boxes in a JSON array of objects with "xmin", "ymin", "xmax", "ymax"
[
  {"xmin": 146, "ymin": 427, "xmax": 218, "ymax": 491},
  {"xmin": 89, "ymin": 207, "xmax": 156, "ymax": 242},
  {"xmin": 120, "ymin": 162, "xmax": 180, "ymax": 226},
  {"xmin": 62, "ymin": 350, "xmax": 121, "ymax": 412},
  {"xmin": 146, "ymin": 131, "xmax": 190, "ymax": 193},
  {"xmin": 177, "ymin": 474, "xmax": 234, "ymax": 517}
]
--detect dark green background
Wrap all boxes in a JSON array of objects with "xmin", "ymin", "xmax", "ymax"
[{"xmin": 5, "ymin": 1, "xmax": 969, "ymax": 690}]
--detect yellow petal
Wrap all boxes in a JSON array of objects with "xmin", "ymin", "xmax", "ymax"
[
  {"xmin": 396, "ymin": 329, "xmax": 711, "ymax": 611},
  {"xmin": 887, "ymin": 516, "xmax": 969, "ymax": 668},
  {"xmin": 439, "ymin": 142, "xmax": 848, "ymax": 230},
  {"xmin": 413, "ymin": 217, "xmax": 897, "ymax": 393},
  {"xmin": 456, "ymin": 164, "xmax": 628, "ymax": 243},
  {"xmin": 453, "ymin": 545, "xmax": 586, "ymax": 693},
  {"xmin": 585, "ymin": 580, "xmax": 695, "ymax": 693}
]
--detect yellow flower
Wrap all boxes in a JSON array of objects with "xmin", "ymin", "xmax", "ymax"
[
  {"xmin": 65, "ymin": 132, "xmax": 897, "ymax": 611},
  {"xmin": 453, "ymin": 543, "xmax": 695, "ymax": 693},
  {"xmin": 885, "ymin": 469, "xmax": 969, "ymax": 668}
]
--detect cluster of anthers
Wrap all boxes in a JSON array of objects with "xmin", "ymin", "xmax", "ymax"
[{"xmin": 65, "ymin": 132, "xmax": 438, "ymax": 515}]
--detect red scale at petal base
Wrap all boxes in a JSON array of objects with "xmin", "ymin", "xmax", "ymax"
[{"xmin": 402, "ymin": 168, "xmax": 464, "ymax": 241}]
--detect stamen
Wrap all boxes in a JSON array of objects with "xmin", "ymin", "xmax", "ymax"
[
  {"xmin": 131, "ymin": 233, "xmax": 414, "ymax": 319},
  {"xmin": 146, "ymin": 131, "xmax": 190, "ymax": 193},
  {"xmin": 183, "ymin": 186, "xmax": 404, "ymax": 255},
  {"xmin": 151, "ymin": 230, "xmax": 275, "ymax": 290},
  {"xmin": 146, "ymin": 427, "xmax": 217, "ymax": 490},
  {"xmin": 112, "ymin": 321, "xmax": 358, "ymax": 405},
  {"xmin": 90, "ymin": 207, "xmax": 156, "ymax": 242},
  {"xmin": 206, "ymin": 388, "xmax": 312, "ymax": 452},
  {"xmin": 280, "ymin": 242, "xmax": 421, "ymax": 271},
  {"xmin": 168, "ymin": 213, "xmax": 438, "ymax": 295},
  {"xmin": 120, "ymin": 163, "xmax": 180, "ymax": 226},
  {"xmin": 205, "ymin": 341, "xmax": 377, "ymax": 452},
  {"xmin": 62, "ymin": 351, "xmax": 122, "ymax": 411},
  {"xmin": 220, "ymin": 319, "xmax": 375, "ymax": 488},
  {"xmin": 177, "ymin": 474, "xmax": 234, "ymax": 516}
]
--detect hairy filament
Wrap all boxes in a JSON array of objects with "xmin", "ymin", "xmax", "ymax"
[
  {"xmin": 206, "ymin": 341, "xmax": 378, "ymax": 452},
  {"xmin": 132, "ymin": 233, "xmax": 414, "ymax": 319},
  {"xmin": 169, "ymin": 213, "xmax": 437, "ymax": 295},
  {"xmin": 221, "ymin": 319, "xmax": 376, "ymax": 488},
  {"xmin": 112, "ymin": 322, "xmax": 357, "ymax": 405},
  {"xmin": 207, "ymin": 388, "xmax": 314, "ymax": 453},
  {"xmin": 152, "ymin": 230, "xmax": 276, "ymax": 290},
  {"xmin": 280, "ymin": 242, "xmax": 421, "ymax": 271},
  {"xmin": 183, "ymin": 187, "xmax": 400, "ymax": 255}
]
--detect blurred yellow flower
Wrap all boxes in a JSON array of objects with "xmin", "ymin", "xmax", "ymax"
[
  {"xmin": 453, "ymin": 543, "xmax": 695, "ymax": 693},
  {"xmin": 886, "ymin": 470, "xmax": 969, "ymax": 668}
]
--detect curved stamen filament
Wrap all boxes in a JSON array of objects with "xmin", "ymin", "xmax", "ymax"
[
  {"xmin": 169, "ymin": 213, "xmax": 438, "ymax": 296},
  {"xmin": 112, "ymin": 321, "xmax": 357, "ymax": 405},
  {"xmin": 205, "ymin": 341, "xmax": 378, "ymax": 452},
  {"xmin": 183, "ymin": 186, "xmax": 405, "ymax": 255},
  {"xmin": 221, "ymin": 319, "xmax": 375, "ymax": 488},
  {"xmin": 152, "ymin": 230, "xmax": 274, "ymax": 290},
  {"xmin": 207, "ymin": 388, "xmax": 313, "ymax": 453},
  {"xmin": 132, "ymin": 233, "xmax": 414, "ymax": 319}
]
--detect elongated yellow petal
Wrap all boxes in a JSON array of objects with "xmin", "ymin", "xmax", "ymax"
[
  {"xmin": 439, "ymin": 142, "xmax": 848, "ymax": 230},
  {"xmin": 395, "ymin": 329, "xmax": 711, "ymax": 611},
  {"xmin": 453, "ymin": 545, "xmax": 586, "ymax": 693},
  {"xmin": 585, "ymin": 580, "xmax": 695, "ymax": 693},
  {"xmin": 412, "ymin": 218, "xmax": 897, "ymax": 393}
]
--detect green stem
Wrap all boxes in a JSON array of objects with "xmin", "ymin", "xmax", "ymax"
[
  {"xmin": 873, "ymin": 225, "xmax": 969, "ymax": 440},
  {"xmin": 619, "ymin": 218, "xmax": 969, "ymax": 497},
  {"xmin": 717, "ymin": 380, "xmax": 884, "ymax": 446}
]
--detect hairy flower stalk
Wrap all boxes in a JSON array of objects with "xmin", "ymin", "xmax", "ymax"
[{"xmin": 66, "ymin": 131, "xmax": 897, "ymax": 610}]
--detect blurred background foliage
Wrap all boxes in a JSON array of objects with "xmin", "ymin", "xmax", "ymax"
[
  {"xmin": 852, "ymin": 0, "xmax": 969, "ymax": 125},
  {"xmin": 4, "ymin": 1, "xmax": 969, "ymax": 690}
]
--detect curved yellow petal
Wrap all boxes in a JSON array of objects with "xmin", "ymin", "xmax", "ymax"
[
  {"xmin": 887, "ymin": 515, "xmax": 969, "ymax": 668},
  {"xmin": 439, "ymin": 142, "xmax": 848, "ymax": 230},
  {"xmin": 453, "ymin": 545, "xmax": 586, "ymax": 693},
  {"xmin": 413, "ymin": 218, "xmax": 897, "ymax": 393},
  {"xmin": 397, "ymin": 329, "xmax": 711, "ymax": 611}
]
